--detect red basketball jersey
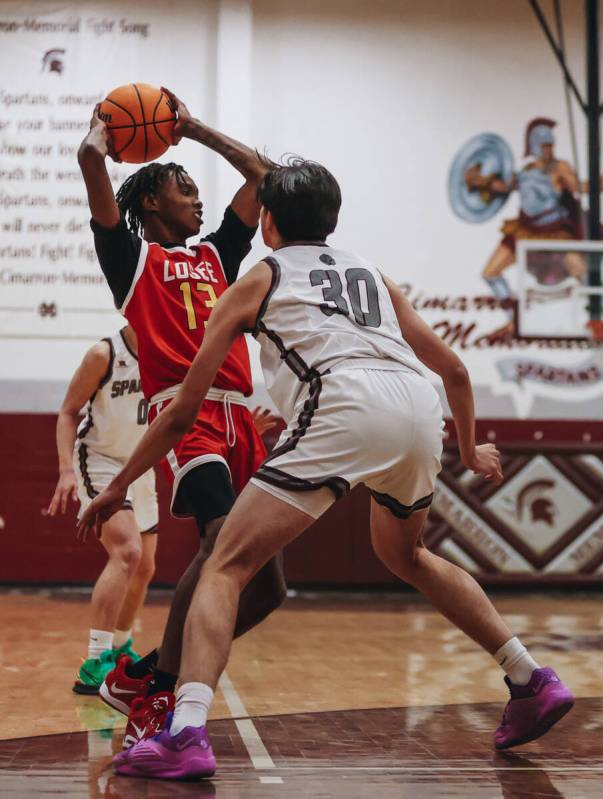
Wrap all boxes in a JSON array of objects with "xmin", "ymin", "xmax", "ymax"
[{"xmin": 122, "ymin": 239, "xmax": 253, "ymax": 400}]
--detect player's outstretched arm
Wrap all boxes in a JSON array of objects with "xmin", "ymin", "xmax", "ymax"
[
  {"xmin": 382, "ymin": 275, "xmax": 502, "ymax": 484},
  {"xmin": 78, "ymin": 263, "xmax": 273, "ymax": 539},
  {"xmin": 163, "ymin": 87, "xmax": 269, "ymax": 226},
  {"xmin": 77, "ymin": 105, "xmax": 120, "ymax": 229},
  {"xmin": 48, "ymin": 342, "xmax": 111, "ymax": 516}
]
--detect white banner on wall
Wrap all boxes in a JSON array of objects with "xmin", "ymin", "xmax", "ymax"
[{"xmin": 0, "ymin": 1, "xmax": 214, "ymax": 347}]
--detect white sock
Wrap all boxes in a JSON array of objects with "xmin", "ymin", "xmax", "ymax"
[
  {"xmin": 112, "ymin": 628, "xmax": 132, "ymax": 649},
  {"xmin": 494, "ymin": 637, "xmax": 540, "ymax": 685},
  {"xmin": 170, "ymin": 682, "xmax": 214, "ymax": 736},
  {"xmin": 88, "ymin": 629, "xmax": 114, "ymax": 660}
]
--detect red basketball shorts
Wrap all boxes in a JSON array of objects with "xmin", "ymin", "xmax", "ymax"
[{"xmin": 148, "ymin": 386, "xmax": 266, "ymax": 517}]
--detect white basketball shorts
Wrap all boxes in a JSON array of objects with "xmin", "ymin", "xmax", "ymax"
[
  {"xmin": 74, "ymin": 443, "xmax": 159, "ymax": 533},
  {"xmin": 251, "ymin": 366, "xmax": 444, "ymax": 519}
]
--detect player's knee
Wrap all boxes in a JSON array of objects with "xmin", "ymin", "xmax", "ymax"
[
  {"xmin": 136, "ymin": 548, "xmax": 156, "ymax": 584},
  {"xmin": 210, "ymin": 549, "xmax": 259, "ymax": 593},
  {"xmin": 116, "ymin": 539, "xmax": 142, "ymax": 575}
]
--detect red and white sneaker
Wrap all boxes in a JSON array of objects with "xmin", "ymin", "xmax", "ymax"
[
  {"xmin": 99, "ymin": 655, "xmax": 152, "ymax": 716},
  {"xmin": 122, "ymin": 691, "xmax": 175, "ymax": 750}
]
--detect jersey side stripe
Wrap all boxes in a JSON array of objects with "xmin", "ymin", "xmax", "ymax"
[
  {"xmin": 77, "ymin": 443, "xmax": 98, "ymax": 499},
  {"xmin": 119, "ymin": 328, "xmax": 137, "ymax": 361},
  {"xmin": 120, "ymin": 239, "xmax": 149, "ymax": 314},
  {"xmin": 99, "ymin": 337, "xmax": 115, "ymax": 388},
  {"xmin": 251, "ymin": 256, "xmax": 281, "ymax": 336},
  {"xmin": 201, "ymin": 240, "xmax": 227, "ymax": 284},
  {"xmin": 77, "ymin": 402, "xmax": 95, "ymax": 440}
]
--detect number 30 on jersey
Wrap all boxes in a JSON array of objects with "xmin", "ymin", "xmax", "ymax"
[{"xmin": 310, "ymin": 267, "xmax": 381, "ymax": 327}]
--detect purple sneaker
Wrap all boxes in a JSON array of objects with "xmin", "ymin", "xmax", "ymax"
[
  {"xmin": 495, "ymin": 667, "xmax": 574, "ymax": 750},
  {"xmin": 113, "ymin": 716, "xmax": 216, "ymax": 780}
]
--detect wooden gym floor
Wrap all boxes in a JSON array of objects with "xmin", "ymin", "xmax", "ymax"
[{"xmin": 1, "ymin": 588, "xmax": 602, "ymax": 797}]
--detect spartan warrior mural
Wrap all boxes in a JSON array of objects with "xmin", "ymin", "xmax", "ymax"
[{"xmin": 449, "ymin": 118, "xmax": 585, "ymax": 335}]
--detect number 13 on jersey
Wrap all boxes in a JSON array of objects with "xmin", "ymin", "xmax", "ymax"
[{"xmin": 179, "ymin": 282, "xmax": 218, "ymax": 330}]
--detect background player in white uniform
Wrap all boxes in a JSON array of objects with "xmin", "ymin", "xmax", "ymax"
[
  {"xmin": 49, "ymin": 324, "xmax": 158, "ymax": 694},
  {"xmin": 80, "ymin": 159, "xmax": 573, "ymax": 781}
]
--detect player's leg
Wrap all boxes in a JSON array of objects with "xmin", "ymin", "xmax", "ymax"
[
  {"xmin": 370, "ymin": 502, "xmax": 512, "ymax": 652},
  {"xmin": 113, "ymin": 529, "xmax": 157, "ymax": 658},
  {"xmin": 228, "ymin": 408, "xmax": 287, "ymax": 637},
  {"xmin": 149, "ymin": 403, "xmax": 285, "ymax": 683},
  {"xmin": 370, "ymin": 499, "xmax": 574, "ymax": 748},
  {"xmin": 75, "ymin": 509, "xmax": 142, "ymax": 693},
  {"xmin": 153, "ymin": 513, "xmax": 224, "ymax": 680},
  {"xmin": 113, "ymin": 483, "xmax": 311, "ymax": 779},
  {"xmin": 178, "ymin": 485, "xmax": 304, "ymax": 687},
  {"xmin": 110, "ymin": 456, "xmax": 285, "ymax": 727},
  {"xmin": 90, "ymin": 510, "xmax": 142, "ymax": 629},
  {"xmin": 155, "ymin": 462, "xmax": 286, "ymax": 678},
  {"xmin": 112, "ymin": 472, "xmax": 159, "ymax": 660}
]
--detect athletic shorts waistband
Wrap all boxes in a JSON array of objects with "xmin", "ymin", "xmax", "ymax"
[
  {"xmin": 149, "ymin": 385, "xmax": 248, "ymax": 407},
  {"xmin": 327, "ymin": 357, "xmax": 422, "ymax": 375}
]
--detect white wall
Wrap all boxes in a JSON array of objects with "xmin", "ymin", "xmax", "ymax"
[{"xmin": 0, "ymin": 0, "xmax": 601, "ymax": 416}]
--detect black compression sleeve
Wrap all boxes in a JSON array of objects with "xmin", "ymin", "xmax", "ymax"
[
  {"xmin": 90, "ymin": 218, "xmax": 142, "ymax": 308},
  {"xmin": 202, "ymin": 206, "xmax": 257, "ymax": 284},
  {"xmin": 176, "ymin": 462, "xmax": 236, "ymax": 532}
]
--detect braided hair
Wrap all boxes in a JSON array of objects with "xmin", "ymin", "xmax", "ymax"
[{"xmin": 115, "ymin": 162, "xmax": 189, "ymax": 235}]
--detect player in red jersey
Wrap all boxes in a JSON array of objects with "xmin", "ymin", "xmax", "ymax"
[{"xmin": 77, "ymin": 89, "xmax": 286, "ymax": 741}]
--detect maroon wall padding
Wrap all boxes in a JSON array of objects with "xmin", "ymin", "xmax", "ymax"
[
  {"xmin": 0, "ymin": 413, "xmax": 384, "ymax": 586},
  {"xmin": 1, "ymin": 414, "xmax": 602, "ymax": 586},
  {"xmin": 0, "ymin": 414, "xmax": 198, "ymax": 585}
]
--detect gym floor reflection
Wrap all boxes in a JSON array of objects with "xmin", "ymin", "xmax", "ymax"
[{"xmin": 1, "ymin": 589, "xmax": 602, "ymax": 797}]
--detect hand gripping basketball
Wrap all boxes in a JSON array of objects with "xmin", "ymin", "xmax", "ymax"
[
  {"xmin": 84, "ymin": 104, "xmax": 120, "ymax": 162},
  {"xmin": 160, "ymin": 87, "xmax": 192, "ymax": 145}
]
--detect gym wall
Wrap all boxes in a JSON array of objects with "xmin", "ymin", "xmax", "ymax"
[{"xmin": 1, "ymin": 0, "xmax": 601, "ymax": 585}]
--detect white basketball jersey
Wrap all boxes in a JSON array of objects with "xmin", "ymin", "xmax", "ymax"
[
  {"xmin": 76, "ymin": 330, "xmax": 149, "ymax": 460},
  {"xmin": 254, "ymin": 245, "xmax": 423, "ymax": 419}
]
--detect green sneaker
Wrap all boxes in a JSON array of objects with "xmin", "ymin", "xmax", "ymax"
[
  {"xmin": 73, "ymin": 649, "xmax": 116, "ymax": 695},
  {"xmin": 113, "ymin": 637, "xmax": 141, "ymax": 663}
]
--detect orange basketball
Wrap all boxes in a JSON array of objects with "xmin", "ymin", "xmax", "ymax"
[{"xmin": 99, "ymin": 83, "xmax": 177, "ymax": 164}]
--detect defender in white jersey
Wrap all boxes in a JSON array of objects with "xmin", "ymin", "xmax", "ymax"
[
  {"xmin": 251, "ymin": 245, "xmax": 441, "ymax": 519},
  {"xmin": 80, "ymin": 160, "xmax": 573, "ymax": 781},
  {"xmin": 49, "ymin": 325, "xmax": 158, "ymax": 694}
]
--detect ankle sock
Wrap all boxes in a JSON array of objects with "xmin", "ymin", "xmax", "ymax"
[
  {"xmin": 88, "ymin": 629, "xmax": 113, "ymax": 660},
  {"xmin": 170, "ymin": 682, "xmax": 214, "ymax": 735},
  {"xmin": 124, "ymin": 648, "xmax": 158, "ymax": 678},
  {"xmin": 112, "ymin": 628, "xmax": 132, "ymax": 650},
  {"xmin": 494, "ymin": 637, "xmax": 540, "ymax": 686},
  {"xmin": 148, "ymin": 667, "xmax": 178, "ymax": 696}
]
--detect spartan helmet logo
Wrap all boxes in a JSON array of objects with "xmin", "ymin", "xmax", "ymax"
[
  {"xmin": 516, "ymin": 479, "xmax": 557, "ymax": 526},
  {"xmin": 524, "ymin": 117, "xmax": 556, "ymax": 158},
  {"xmin": 41, "ymin": 48, "xmax": 65, "ymax": 75}
]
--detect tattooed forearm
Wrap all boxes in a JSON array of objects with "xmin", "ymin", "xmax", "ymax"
[{"xmin": 185, "ymin": 119, "xmax": 267, "ymax": 181}]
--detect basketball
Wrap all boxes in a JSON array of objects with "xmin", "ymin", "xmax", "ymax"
[{"xmin": 99, "ymin": 83, "xmax": 177, "ymax": 163}]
